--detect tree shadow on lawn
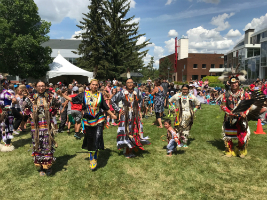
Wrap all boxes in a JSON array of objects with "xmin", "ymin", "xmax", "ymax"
[
  {"xmin": 12, "ymin": 137, "xmax": 32, "ymax": 148},
  {"xmin": 52, "ymin": 154, "xmax": 76, "ymax": 175},
  {"xmin": 207, "ymin": 139, "xmax": 225, "ymax": 151}
]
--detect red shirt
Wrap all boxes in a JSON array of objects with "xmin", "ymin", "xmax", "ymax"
[
  {"xmin": 250, "ymin": 84, "xmax": 255, "ymax": 91},
  {"xmin": 70, "ymin": 94, "xmax": 82, "ymax": 111}
]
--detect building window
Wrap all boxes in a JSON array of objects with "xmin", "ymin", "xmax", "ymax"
[
  {"xmin": 247, "ymin": 48, "xmax": 261, "ymax": 58},
  {"xmin": 202, "ymin": 64, "xmax": 206, "ymax": 69},
  {"xmin": 247, "ymin": 49, "xmax": 254, "ymax": 58},
  {"xmin": 211, "ymin": 64, "xmax": 215, "ymax": 68},
  {"xmin": 254, "ymin": 49, "xmax": 260, "ymax": 57},
  {"xmin": 193, "ymin": 64, "xmax": 198, "ymax": 69},
  {"xmin": 219, "ymin": 64, "xmax": 223, "ymax": 68},
  {"xmin": 192, "ymin": 75, "xmax": 198, "ymax": 80}
]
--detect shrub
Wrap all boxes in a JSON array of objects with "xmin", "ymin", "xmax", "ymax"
[
  {"xmin": 208, "ymin": 83, "xmax": 225, "ymax": 88},
  {"xmin": 174, "ymin": 81, "xmax": 188, "ymax": 85},
  {"xmin": 202, "ymin": 76, "xmax": 222, "ymax": 84}
]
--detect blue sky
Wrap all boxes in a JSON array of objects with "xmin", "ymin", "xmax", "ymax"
[{"xmin": 34, "ymin": 0, "xmax": 267, "ymax": 67}]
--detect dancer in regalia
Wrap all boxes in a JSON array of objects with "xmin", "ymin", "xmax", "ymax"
[
  {"xmin": 219, "ymin": 74, "xmax": 251, "ymax": 158},
  {"xmin": 0, "ymin": 79, "xmax": 16, "ymax": 152},
  {"xmin": 59, "ymin": 79, "xmax": 116, "ymax": 170},
  {"xmin": 169, "ymin": 84, "xmax": 200, "ymax": 148},
  {"xmin": 22, "ymin": 81, "xmax": 60, "ymax": 176},
  {"xmin": 111, "ymin": 78, "xmax": 150, "ymax": 158}
]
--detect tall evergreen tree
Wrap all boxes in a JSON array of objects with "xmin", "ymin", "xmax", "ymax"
[
  {"xmin": 103, "ymin": 0, "xmax": 150, "ymax": 78},
  {"xmin": 74, "ymin": 0, "xmax": 108, "ymax": 79},
  {"xmin": 159, "ymin": 57, "xmax": 174, "ymax": 80},
  {"xmin": 0, "ymin": 0, "xmax": 52, "ymax": 78}
]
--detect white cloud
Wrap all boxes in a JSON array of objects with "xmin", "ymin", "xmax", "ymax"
[
  {"xmin": 34, "ymin": 0, "xmax": 89, "ymax": 24},
  {"xmin": 154, "ymin": 46, "xmax": 165, "ymax": 59},
  {"xmin": 187, "ymin": 26, "xmax": 222, "ymax": 42},
  {"xmin": 130, "ymin": 0, "xmax": 136, "ymax": 8},
  {"xmin": 147, "ymin": 43, "xmax": 155, "ymax": 47},
  {"xmin": 168, "ymin": 29, "xmax": 178, "ymax": 37},
  {"xmin": 130, "ymin": 17, "xmax": 140, "ymax": 24},
  {"xmin": 165, "ymin": 0, "xmax": 173, "ymax": 5},
  {"xmin": 198, "ymin": 0, "xmax": 220, "ymax": 4},
  {"xmin": 244, "ymin": 13, "xmax": 267, "ymax": 31},
  {"xmin": 225, "ymin": 29, "xmax": 242, "ymax": 38},
  {"xmin": 70, "ymin": 30, "xmax": 85, "ymax": 40},
  {"xmin": 186, "ymin": 26, "xmax": 234, "ymax": 53},
  {"xmin": 164, "ymin": 38, "xmax": 175, "ymax": 54},
  {"xmin": 136, "ymin": 36, "xmax": 146, "ymax": 45},
  {"xmin": 210, "ymin": 13, "xmax": 235, "ymax": 31}
]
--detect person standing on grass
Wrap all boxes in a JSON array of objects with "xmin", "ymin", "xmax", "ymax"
[
  {"xmin": 69, "ymin": 86, "xmax": 83, "ymax": 139},
  {"xmin": 22, "ymin": 81, "xmax": 61, "ymax": 176},
  {"xmin": 220, "ymin": 76, "xmax": 250, "ymax": 158},
  {"xmin": 58, "ymin": 79, "xmax": 116, "ymax": 170},
  {"xmin": 169, "ymin": 84, "xmax": 200, "ymax": 148},
  {"xmin": 164, "ymin": 119, "xmax": 179, "ymax": 156},
  {"xmin": 0, "ymin": 81, "xmax": 16, "ymax": 152},
  {"xmin": 151, "ymin": 79, "xmax": 165, "ymax": 128},
  {"xmin": 58, "ymin": 89, "xmax": 68, "ymax": 133},
  {"xmin": 111, "ymin": 78, "xmax": 150, "ymax": 158}
]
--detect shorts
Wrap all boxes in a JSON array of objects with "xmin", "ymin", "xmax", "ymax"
[
  {"xmin": 144, "ymin": 101, "xmax": 150, "ymax": 108},
  {"xmin": 71, "ymin": 110, "xmax": 82, "ymax": 122}
]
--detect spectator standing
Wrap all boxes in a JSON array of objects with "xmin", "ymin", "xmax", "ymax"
[
  {"xmin": 58, "ymin": 89, "xmax": 68, "ymax": 133},
  {"xmin": 69, "ymin": 86, "xmax": 83, "ymax": 139}
]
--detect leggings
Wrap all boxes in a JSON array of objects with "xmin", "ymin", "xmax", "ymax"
[
  {"xmin": 11, "ymin": 108, "xmax": 23, "ymax": 130},
  {"xmin": 156, "ymin": 112, "xmax": 161, "ymax": 119}
]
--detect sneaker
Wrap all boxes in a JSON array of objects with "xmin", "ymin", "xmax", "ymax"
[
  {"xmin": 171, "ymin": 114, "xmax": 173, "ymax": 117},
  {"xmin": 178, "ymin": 143, "xmax": 183, "ymax": 148},
  {"xmin": 183, "ymin": 144, "xmax": 188, "ymax": 148},
  {"xmin": 74, "ymin": 133, "xmax": 81, "ymax": 140},
  {"xmin": 107, "ymin": 122, "xmax": 110, "ymax": 126},
  {"xmin": 168, "ymin": 114, "xmax": 170, "ymax": 117},
  {"xmin": 112, "ymin": 122, "xmax": 118, "ymax": 126},
  {"xmin": 13, "ymin": 131, "xmax": 20, "ymax": 135}
]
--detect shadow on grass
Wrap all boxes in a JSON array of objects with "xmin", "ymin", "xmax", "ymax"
[
  {"xmin": 13, "ymin": 137, "xmax": 32, "ymax": 148},
  {"xmin": 83, "ymin": 148, "xmax": 114, "ymax": 170},
  {"xmin": 52, "ymin": 154, "xmax": 76, "ymax": 175},
  {"xmin": 207, "ymin": 139, "xmax": 225, "ymax": 151}
]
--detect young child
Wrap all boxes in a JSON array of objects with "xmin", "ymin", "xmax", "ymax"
[
  {"xmin": 164, "ymin": 119, "xmax": 179, "ymax": 156},
  {"xmin": 103, "ymin": 91, "xmax": 111, "ymax": 126},
  {"xmin": 143, "ymin": 89, "xmax": 150, "ymax": 118},
  {"xmin": 148, "ymin": 92, "xmax": 154, "ymax": 116},
  {"xmin": 168, "ymin": 91, "xmax": 175, "ymax": 117}
]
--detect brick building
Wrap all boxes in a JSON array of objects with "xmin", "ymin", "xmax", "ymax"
[{"xmin": 159, "ymin": 38, "xmax": 225, "ymax": 82}]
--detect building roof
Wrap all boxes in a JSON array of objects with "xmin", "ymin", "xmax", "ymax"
[{"xmin": 41, "ymin": 39, "xmax": 82, "ymax": 49}]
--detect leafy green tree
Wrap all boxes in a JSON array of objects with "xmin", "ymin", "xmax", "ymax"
[
  {"xmin": 0, "ymin": 0, "xmax": 52, "ymax": 78},
  {"xmin": 159, "ymin": 57, "xmax": 173, "ymax": 80},
  {"xmin": 73, "ymin": 0, "xmax": 108, "ymax": 79}
]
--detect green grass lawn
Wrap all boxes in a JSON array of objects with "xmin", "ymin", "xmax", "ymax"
[{"xmin": 1, "ymin": 104, "xmax": 267, "ymax": 199}]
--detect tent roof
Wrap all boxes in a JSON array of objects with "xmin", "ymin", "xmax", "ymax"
[{"xmin": 48, "ymin": 54, "xmax": 94, "ymax": 79}]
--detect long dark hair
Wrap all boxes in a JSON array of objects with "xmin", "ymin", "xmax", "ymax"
[{"xmin": 181, "ymin": 84, "xmax": 189, "ymax": 90}]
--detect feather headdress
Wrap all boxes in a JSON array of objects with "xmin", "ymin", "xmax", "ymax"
[{"xmin": 218, "ymin": 63, "xmax": 247, "ymax": 82}]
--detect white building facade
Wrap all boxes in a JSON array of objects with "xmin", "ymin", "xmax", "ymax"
[{"xmin": 225, "ymin": 28, "xmax": 267, "ymax": 80}]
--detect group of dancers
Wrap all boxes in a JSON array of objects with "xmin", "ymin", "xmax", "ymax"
[{"xmin": 0, "ymin": 69, "xmax": 264, "ymax": 175}]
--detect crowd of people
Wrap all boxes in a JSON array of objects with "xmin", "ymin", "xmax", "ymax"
[{"xmin": 0, "ymin": 72, "xmax": 265, "ymax": 176}]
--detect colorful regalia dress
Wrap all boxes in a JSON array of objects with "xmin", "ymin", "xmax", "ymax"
[
  {"xmin": 71, "ymin": 90, "xmax": 109, "ymax": 170},
  {"xmin": 221, "ymin": 89, "xmax": 250, "ymax": 157},
  {"xmin": 23, "ymin": 92, "xmax": 60, "ymax": 169},
  {"xmin": 169, "ymin": 93, "xmax": 200, "ymax": 147},
  {"xmin": 111, "ymin": 89, "xmax": 150, "ymax": 154},
  {"xmin": 0, "ymin": 88, "xmax": 16, "ymax": 152}
]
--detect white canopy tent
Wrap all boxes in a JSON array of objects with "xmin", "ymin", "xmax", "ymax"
[{"xmin": 47, "ymin": 54, "xmax": 94, "ymax": 84}]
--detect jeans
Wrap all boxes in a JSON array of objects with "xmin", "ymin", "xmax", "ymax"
[{"xmin": 167, "ymin": 139, "xmax": 177, "ymax": 153}]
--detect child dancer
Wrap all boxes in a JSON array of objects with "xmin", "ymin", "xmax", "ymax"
[{"xmin": 164, "ymin": 119, "xmax": 179, "ymax": 156}]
